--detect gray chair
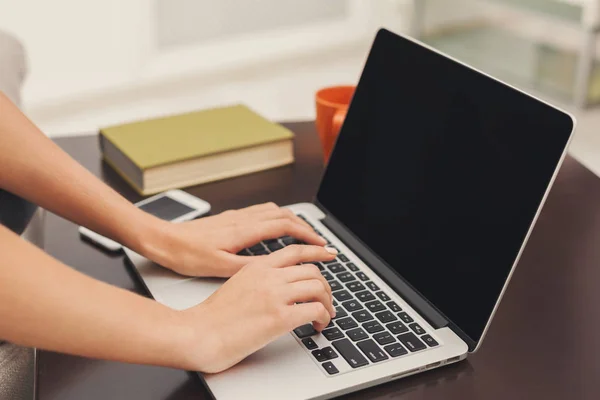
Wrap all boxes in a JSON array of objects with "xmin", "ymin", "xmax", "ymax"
[{"xmin": 0, "ymin": 29, "xmax": 36, "ymax": 400}]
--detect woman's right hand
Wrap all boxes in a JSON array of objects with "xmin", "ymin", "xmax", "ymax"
[{"xmin": 176, "ymin": 245, "xmax": 337, "ymax": 373}]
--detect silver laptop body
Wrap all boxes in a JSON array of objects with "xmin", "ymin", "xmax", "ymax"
[{"xmin": 125, "ymin": 28, "xmax": 574, "ymax": 400}]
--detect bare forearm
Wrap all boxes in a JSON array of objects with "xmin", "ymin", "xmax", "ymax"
[
  {"xmin": 0, "ymin": 225, "xmax": 192, "ymax": 368},
  {"xmin": 0, "ymin": 91, "xmax": 164, "ymax": 251}
]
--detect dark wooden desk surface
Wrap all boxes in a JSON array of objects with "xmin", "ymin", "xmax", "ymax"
[{"xmin": 38, "ymin": 122, "xmax": 600, "ymax": 400}]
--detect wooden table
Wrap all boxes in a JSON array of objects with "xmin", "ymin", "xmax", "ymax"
[{"xmin": 38, "ymin": 121, "xmax": 600, "ymax": 399}]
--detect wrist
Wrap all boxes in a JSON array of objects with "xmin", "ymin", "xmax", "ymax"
[
  {"xmin": 132, "ymin": 217, "xmax": 213, "ymax": 277},
  {"xmin": 173, "ymin": 304, "xmax": 224, "ymax": 372},
  {"xmin": 145, "ymin": 304, "xmax": 200, "ymax": 370},
  {"xmin": 129, "ymin": 214, "xmax": 174, "ymax": 263}
]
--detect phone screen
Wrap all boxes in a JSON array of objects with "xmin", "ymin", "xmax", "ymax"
[{"xmin": 138, "ymin": 196, "xmax": 195, "ymax": 221}]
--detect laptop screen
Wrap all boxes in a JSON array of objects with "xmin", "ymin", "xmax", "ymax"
[{"xmin": 316, "ymin": 29, "xmax": 574, "ymax": 347}]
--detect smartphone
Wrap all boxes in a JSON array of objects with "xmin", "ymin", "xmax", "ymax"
[{"xmin": 79, "ymin": 190, "xmax": 211, "ymax": 251}]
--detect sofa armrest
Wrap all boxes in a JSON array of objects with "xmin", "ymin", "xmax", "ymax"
[{"xmin": 0, "ymin": 30, "xmax": 27, "ymax": 106}]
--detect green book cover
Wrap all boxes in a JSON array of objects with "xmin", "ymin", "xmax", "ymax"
[{"xmin": 100, "ymin": 104, "xmax": 294, "ymax": 170}]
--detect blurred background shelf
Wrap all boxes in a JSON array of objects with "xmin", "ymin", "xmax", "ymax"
[
  {"xmin": 424, "ymin": 24, "xmax": 600, "ymax": 104},
  {"xmin": 414, "ymin": 0, "xmax": 600, "ymax": 108},
  {"xmin": 488, "ymin": 0, "xmax": 583, "ymax": 24}
]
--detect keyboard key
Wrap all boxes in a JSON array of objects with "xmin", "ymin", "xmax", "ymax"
[
  {"xmin": 322, "ymin": 361, "xmax": 339, "ymax": 375},
  {"xmin": 329, "ymin": 280, "xmax": 343, "ymax": 292},
  {"xmin": 332, "ymin": 339, "xmax": 369, "ymax": 368},
  {"xmin": 352, "ymin": 310, "xmax": 373, "ymax": 322},
  {"xmin": 322, "ymin": 327, "xmax": 345, "ymax": 341},
  {"xmin": 333, "ymin": 306, "xmax": 347, "ymax": 319},
  {"xmin": 346, "ymin": 281, "xmax": 365, "ymax": 292},
  {"xmin": 356, "ymin": 291, "xmax": 376, "ymax": 302},
  {"xmin": 373, "ymin": 331, "xmax": 395, "ymax": 345},
  {"xmin": 384, "ymin": 343, "xmax": 408, "ymax": 358},
  {"xmin": 346, "ymin": 263, "xmax": 359, "ymax": 272},
  {"xmin": 398, "ymin": 312, "xmax": 414, "ymax": 324},
  {"xmin": 315, "ymin": 262, "xmax": 324, "ymax": 271},
  {"xmin": 365, "ymin": 300, "xmax": 386, "ymax": 313},
  {"xmin": 409, "ymin": 323, "xmax": 426, "ymax": 335},
  {"xmin": 386, "ymin": 321, "xmax": 409, "ymax": 335},
  {"xmin": 333, "ymin": 300, "xmax": 338, "ymax": 306},
  {"xmin": 294, "ymin": 324, "xmax": 317, "ymax": 338},
  {"xmin": 321, "ymin": 271, "xmax": 334, "ymax": 281},
  {"xmin": 376, "ymin": 292, "xmax": 391, "ymax": 302},
  {"xmin": 347, "ymin": 328, "xmax": 369, "ymax": 342},
  {"xmin": 237, "ymin": 249, "xmax": 251, "ymax": 256},
  {"xmin": 342, "ymin": 300, "xmax": 363, "ymax": 312},
  {"xmin": 338, "ymin": 254, "xmax": 350, "ymax": 263},
  {"xmin": 397, "ymin": 333, "xmax": 426, "ymax": 352},
  {"xmin": 302, "ymin": 338, "xmax": 318, "ymax": 350},
  {"xmin": 264, "ymin": 238, "xmax": 279, "ymax": 244},
  {"xmin": 279, "ymin": 236, "xmax": 292, "ymax": 244},
  {"xmin": 375, "ymin": 311, "xmax": 397, "ymax": 323},
  {"xmin": 357, "ymin": 339, "xmax": 389, "ymax": 363},
  {"xmin": 421, "ymin": 334, "xmax": 439, "ymax": 347},
  {"xmin": 333, "ymin": 290, "xmax": 352, "ymax": 302},
  {"xmin": 249, "ymin": 243, "xmax": 265, "ymax": 252},
  {"xmin": 312, "ymin": 349, "xmax": 328, "ymax": 362},
  {"xmin": 386, "ymin": 302, "xmax": 401, "ymax": 313},
  {"xmin": 337, "ymin": 272, "xmax": 356, "ymax": 283},
  {"xmin": 356, "ymin": 272, "xmax": 369, "ymax": 281},
  {"xmin": 366, "ymin": 281, "xmax": 380, "ymax": 291},
  {"xmin": 326, "ymin": 321, "xmax": 334, "ymax": 328},
  {"xmin": 322, "ymin": 346, "xmax": 338, "ymax": 360},
  {"xmin": 253, "ymin": 249, "xmax": 269, "ymax": 255},
  {"xmin": 362, "ymin": 320, "xmax": 384, "ymax": 334},
  {"xmin": 336, "ymin": 317, "xmax": 358, "ymax": 330},
  {"xmin": 328, "ymin": 263, "xmax": 346, "ymax": 274},
  {"xmin": 323, "ymin": 259, "xmax": 338, "ymax": 265},
  {"xmin": 282, "ymin": 236, "xmax": 300, "ymax": 246}
]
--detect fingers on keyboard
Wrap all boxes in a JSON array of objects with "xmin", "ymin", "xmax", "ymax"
[{"xmin": 288, "ymin": 215, "xmax": 438, "ymax": 374}]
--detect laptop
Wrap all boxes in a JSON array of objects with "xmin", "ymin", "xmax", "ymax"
[{"xmin": 125, "ymin": 28, "xmax": 575, "ymax": 399}]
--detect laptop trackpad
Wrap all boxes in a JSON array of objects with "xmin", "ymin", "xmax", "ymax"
[{"xmin": 152, "ymin": 277, "xmax": 225, "ymax": 310}]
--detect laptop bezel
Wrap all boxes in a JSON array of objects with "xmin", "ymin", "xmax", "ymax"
[{"xmin": 313, "ymin": 28, "xmax": 576, "ymax": 352}]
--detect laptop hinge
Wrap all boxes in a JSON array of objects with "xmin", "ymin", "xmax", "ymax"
[{"xmin": 314, "ymin": 202, "xmax": 449, "ymax": 330}]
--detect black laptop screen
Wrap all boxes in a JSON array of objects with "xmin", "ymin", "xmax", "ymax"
[{"xmin": 317, "ymin": 29, "xmax": 573, "ymax": 346}]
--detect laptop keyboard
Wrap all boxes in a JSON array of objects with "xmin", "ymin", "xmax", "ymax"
[{"xmin": 238, "ymin": 214, "xmax": 440, "ymax": 376}]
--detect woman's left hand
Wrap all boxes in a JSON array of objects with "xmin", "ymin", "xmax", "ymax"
[{"xmin": 140, "ymin": 202, "xmax": 327, "ymax": 277}]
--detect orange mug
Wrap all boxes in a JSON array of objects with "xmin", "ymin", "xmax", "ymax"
[{"xmin": 315, "ymin": 85, "xmax": 355, "ymax": 162}]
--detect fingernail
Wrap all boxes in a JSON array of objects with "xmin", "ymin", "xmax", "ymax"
[{"xmin": 325, "ymin": 247, "xmax": 338, "ymax": 255}]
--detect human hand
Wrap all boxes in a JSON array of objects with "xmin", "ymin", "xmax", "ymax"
[
  {"xmin": 176, "ymin": 245, "xmax": 337, "ymax": 373},
  {"xmin": 141, "ymin": 202, "xmax": 327, "ymax": 277}
]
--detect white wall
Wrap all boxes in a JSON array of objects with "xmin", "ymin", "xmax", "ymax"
[
  {"xmin": 31, "ymin": 44, "xmax": 370, "ymax": 135},
  {"xmin": 0, "ymin": 0, "xmax": 151, "ymax": 106},
  {"xmin": 154, "ymin": 0, "xmax": 349, "ymax": 48},
  {"xmin": 0, "ymin": 0, "xmax": 406, "ymax": 136},
  {"xmin": 0, "ymin": 0, "xmax": 494, "ymax": 136},
  {"xmin": 0, "ymin": 0, "xmax": 387, "ymax": 108},
  {"xmin": 422, "ymin": 0, "xmax": 490, "ymax": 31}
]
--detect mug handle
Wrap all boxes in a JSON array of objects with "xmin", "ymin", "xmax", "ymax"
[{"xmin": 332, "ymin": 108, "xmax": 347, "ymax": 137}]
